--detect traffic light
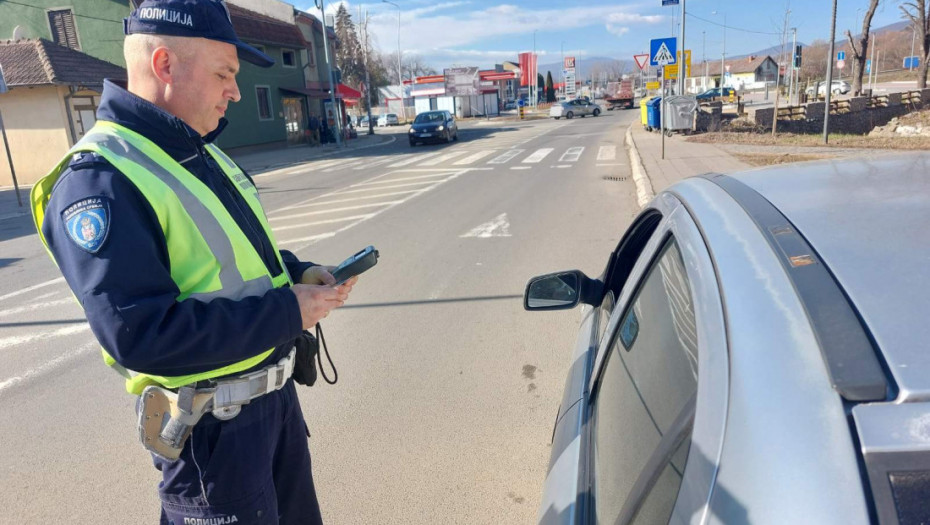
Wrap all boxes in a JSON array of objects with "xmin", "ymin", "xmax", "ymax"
[{"xmin": 793, "ymin": 45, "xmax": 802, "ymax": 69}]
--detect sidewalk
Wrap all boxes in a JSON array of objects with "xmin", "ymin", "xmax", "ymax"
[
  {"xmin": 228, "ymin": 131, "xmax": 396, "ymax": 174},
  {"xmin": 627, "ymin": 123, "xmax": 751, "ymax": 195}
]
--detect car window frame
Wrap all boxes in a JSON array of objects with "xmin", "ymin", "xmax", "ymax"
[{"xmin": 583, "ymin": 195, "xmax": 729, "ymax": 525}]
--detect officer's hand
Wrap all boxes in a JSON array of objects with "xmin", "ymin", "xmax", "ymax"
[
  {"xmin": 291, "ymin": 283, "xmax": 350, "ymax": 329},
  {"xmin": 300, "ymin": 265, "xmax": 336, "ymax": 285}
]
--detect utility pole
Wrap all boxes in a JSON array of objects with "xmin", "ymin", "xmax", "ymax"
[
  {"xmin": 789, "ymin": 27, "xmax": 797, "ymax": 106},
  {"xmin": 382, "ymin": 0, "xmax": 406, "ymax": 124},
  {"xmin": 911, "ymin": 26, "xmax": 917, "ymax": 71},
  {"xmin": 315, "ymin": 0, "xmax": 342, "ymax": 147},
  {"xmin": 772, "ymin": 7, "xmax": 790, "ymax": 137},
  {"xmin": 360, "ymin": 9, "xmax": 374, "ymax": 135},
  {"xmin": 679, "ymin": 0, "xmax": 686, "ymax": 95},
  {"xmin": 870, "ymin": 33, "xmax": 877, "ymax": 91},
  {"xmin": 823, "ymin": 0, "xmax": 838, "ymax": 144},
  {"xmin": 533, "ymin": 30, "xmax": 538, "ymax": 110},
  {"xmin": 703, "ymin": 31, "xmax": 707, "ymax": 91}
]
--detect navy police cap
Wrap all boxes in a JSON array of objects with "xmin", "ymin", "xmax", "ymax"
[{"xmin": 124, "ymin": 0, "xmax": 274, "ymax": 68}]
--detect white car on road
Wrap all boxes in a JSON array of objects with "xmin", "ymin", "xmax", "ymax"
[{"xmin": 550, "ymin": 99, "xmax": 601, "ymax": 119}]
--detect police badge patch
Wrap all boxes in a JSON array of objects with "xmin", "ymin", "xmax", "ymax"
[{"xmin": 63, "ymin": 197, "xmax": 111, "ymax": 253}]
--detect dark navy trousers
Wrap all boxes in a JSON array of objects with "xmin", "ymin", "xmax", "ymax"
[{"xmin": 151, "ymin": 380, "xmax": 323, "ymax": 524}]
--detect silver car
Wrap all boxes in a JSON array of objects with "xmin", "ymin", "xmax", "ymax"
[
  {"xmin": 526, "ymin": 155, "xmax": 930, "ymax": 524},
  {"xmin": 550, "ymin": 99, "xmax": 601, "ymax": 119}
]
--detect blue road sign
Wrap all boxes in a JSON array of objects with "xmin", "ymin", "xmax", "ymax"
[
  {"xmin": 837, "ymin": 51, "xmax": 846, "ymax": 61},
  {"xmin": 865, "ymin": 60, "xmax": 871, "ymax": 74},
  {"xmin": 904, "ymin": 56, "xmax": 920, "ymax": 69},
  {"xmin": 662, "ymin": 0, "xmax": 680, "ymax": 5},
  {"xmin": 650, "ymin": 37, "xmax": 677, "ymax": 66}
]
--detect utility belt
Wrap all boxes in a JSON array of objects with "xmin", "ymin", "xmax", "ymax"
[{"xmin": 138, "ymin": 325, "xmax": 337, "ymax": 461}]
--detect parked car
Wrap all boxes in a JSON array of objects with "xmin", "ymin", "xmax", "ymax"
[
  {"xmin": 358, "ymin": 115, "xmax": 371, "ymax": 128},
  {"xmin": 408, "ymin": 110, "xmax": 458, "ymax": 146},
  {"xmin": 806, "ymin": 80, "xmax": 851, "ymax": 96},
  {"xmin": 378, "ymin": 113, "xmax": 399, "ymax": 126},
  {"xmin": 504, "ymin": 101, "xmax": 518, "ymax": 111},
  {"xmin": 695, "ymin": 87, "xmax": 736, "ymax": 100},
  {"xmin": 549, "ymin": 99, "xmax": 601, "ymax": 119},
  {"xmin": 526, "ymin": 155, "xmax": 929, "ymax": 524}
]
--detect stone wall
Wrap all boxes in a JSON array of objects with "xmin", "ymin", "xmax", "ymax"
[
  {"xmin": 696, "ymin": 102, "xmax": 723, "ymax": 132},
  {"xmin": 753, "ymin": 91, "xmax": 924, "ymax": 135}
]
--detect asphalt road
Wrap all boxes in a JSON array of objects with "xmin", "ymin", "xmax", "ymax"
[{"xmin": 0, "ymin": 108, "xmax": 640, "ymax": 523}]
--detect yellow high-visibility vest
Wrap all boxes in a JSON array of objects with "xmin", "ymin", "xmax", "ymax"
[{"xmin": 31, "ymin": 120, "xmax": 292, "ymax": 395}]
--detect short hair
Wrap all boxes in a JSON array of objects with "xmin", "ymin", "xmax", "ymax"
[{"xmin": 123, "ymin": 33, "xmax": 195, "ymax": 72}]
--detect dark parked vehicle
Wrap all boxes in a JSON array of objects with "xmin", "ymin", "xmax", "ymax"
[
  {"xmin": 695, "ymin": 87, "xmax": 736, "ymax": 100},
  {"xmin": 526, "ymin": 155, "xmax": 930, "ymax": 524},
  {"xmin": 408, "ymin": 110, "xmax": 458, "ymax": 146}
]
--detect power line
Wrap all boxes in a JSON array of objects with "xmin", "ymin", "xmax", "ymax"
[
  {"xmin": 687, "ymin": 12, "xmax": 782, "ymax": 36},
  {"xmin": 4, "ymin": 1, "xmax": 125, "ymax": 25}
]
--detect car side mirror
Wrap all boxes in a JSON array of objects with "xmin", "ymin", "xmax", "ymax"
[{"xmin": 524, "ymin": 270, "xmax": 604, "ymax": 311}]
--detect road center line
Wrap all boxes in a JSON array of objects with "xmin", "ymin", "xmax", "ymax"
[
  {"xmin": 281, "ymin": 190, "xmax": 421, "ymax": 210},
  {"xmin": 351, "ymin": 172, "xmax": 451, "ymax": 187},
  {"xmin": 330, "ymin": 180, "xmax": 442, "ymax": 195}
]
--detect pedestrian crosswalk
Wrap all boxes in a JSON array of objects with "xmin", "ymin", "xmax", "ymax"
[{"xmin": 371, "ymin": 145, "xmax": 621, "ymax": 170}]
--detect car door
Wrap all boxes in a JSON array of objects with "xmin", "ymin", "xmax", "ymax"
[{"xmin": 582, "ymin": 199, "xmax": 727, "ymax": 525}]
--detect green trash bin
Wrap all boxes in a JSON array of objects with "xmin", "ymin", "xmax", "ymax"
[{"xmin": 640, "ymin": 96, "xmax": 654, "ymax": 131}]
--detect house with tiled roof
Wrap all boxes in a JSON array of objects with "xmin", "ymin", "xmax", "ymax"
[{"xmin": 0, "ymin": 38, "xmax": 126, "ymax": 187}]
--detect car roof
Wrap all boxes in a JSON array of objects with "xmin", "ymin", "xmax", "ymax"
[{"xmin": 735, "ymin": 153, "xmax": 930, "ymax": 401}]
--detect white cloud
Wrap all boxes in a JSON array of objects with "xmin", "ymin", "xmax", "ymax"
[{"xmin": 297, "ymin": 1, "xmax": 665, "ymax": 68}]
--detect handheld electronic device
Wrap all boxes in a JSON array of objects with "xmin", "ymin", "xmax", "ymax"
[{"xmin": 330, "ymin": 245, "xmax": 379, "ymax": 285}]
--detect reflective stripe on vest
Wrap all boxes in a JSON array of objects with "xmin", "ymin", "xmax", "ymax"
[{"xmin": 31, "ymin": 121, "xmax": 293, "ymax": 395}]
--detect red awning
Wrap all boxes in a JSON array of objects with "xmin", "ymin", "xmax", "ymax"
[{"xmin": 337, "ymin": 83, "xmax": 362, "ymax": 99}]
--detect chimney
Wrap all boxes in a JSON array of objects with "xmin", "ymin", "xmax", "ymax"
[{"xmin": 748, "ymin": 55, "xmax": 756, "ymax": 62}]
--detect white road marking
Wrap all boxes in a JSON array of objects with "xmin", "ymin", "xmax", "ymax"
[
  {"xmin": 522, "ymin": 148, "xmax": 554, "ymax": 163},
  {"xmin": 388, "ymin": 152, "xmax": 441, "ymax": 167},
  {"xmin": 453, "ymin": 150, "xmax": 496, "ymax": 165},
  {"xmin": 559, "ymin": 147, "xmax": 585, "ymax": 162},
  {"xmin": 418, "ymin": 151, "xmax": 467, "ymax": 166},
  {"xmin": 551, "ymin": 165, "xmax": 572, "ymax": 169},
  {"xmin": 277, "ymin": 232, "xmax": 337, "ymax": 246},
  {"xmin": 272, "ymin": 214, "xmax": 374, "ymax": 232},
  {"xmin": 0, "ymin": 298, "xmax": 74, "ymax": 319},
  {"xmin": 29, "ymin": 291, "xmax": 61, "ymax": 302},
  {"xmin": 0, "ymin": 277, "xmax": 66, "ymax": 304},
  {"xmin": 353, "ymin": 156, "xmax": 397, "ymax": 170},
  {"xmin": 291, "ymin": 169, "xmax": 471, "ymax": 254},
  {"xmin": 0, "ymin": 323, "xmax": 90, "ymax": 351},
  {"xmin": 268, "ymin": 202, "xmax": 401, "ymax": 222},
  {"xmin": 280, "ymin": 190, "xmax": 422, "ymax": 210},
  {"xmin": 351, "ymin": 172, "xmax": 451, "ymax": 186},
  {"xmin": 510, "ymin": 166, "xmax": 531, "ymax": 170},
  {"xmin": 323, "ymin": 159, "xmax": 366, "ymax": 172},
  {"xmin": 488, "ymin": 150, "xmax": 525, "ymax": 164},
  {"xmin": 597, "ymin": 146, "xmax": 617, "ymax": 161},
  {"xmin": 461, "ymin": 213, "xmax": 512, "ymax": 238},
  {"xmin": 596, "ymin": 163, "xmax": 626, "ymax": 167},
  {"xmin": 0, "ymin": 340, "xmax": 97, "ymax": 396},
  {"xmin": 330, "ymin": 180, "xmax": 440, "ymax": 195}
]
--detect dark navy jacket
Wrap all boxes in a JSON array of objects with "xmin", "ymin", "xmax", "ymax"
[{"xmin": 43, "ymin": 80, "xmax": 311, "ymax": 378}]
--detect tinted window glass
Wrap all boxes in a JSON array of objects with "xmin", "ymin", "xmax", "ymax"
[{"xmin": 591, "ymin": 238, "xmax": 698, "ymax": 524}]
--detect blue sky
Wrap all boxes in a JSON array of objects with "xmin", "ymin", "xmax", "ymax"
[{"xmin": 298, "ymin": 1, "xmax": 908, "ymax": 70}]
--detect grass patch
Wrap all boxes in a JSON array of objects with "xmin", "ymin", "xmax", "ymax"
[{"xmin": 687, "ymin": 131, "xmax": 930, "ymax": 150}]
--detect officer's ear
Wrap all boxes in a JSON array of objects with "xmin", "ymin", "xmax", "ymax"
[{"xmin": 151, "ymin": 46, "xmax": 177, "ymax": 85}]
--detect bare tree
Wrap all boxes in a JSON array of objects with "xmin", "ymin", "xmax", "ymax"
[
  {"xmin": 901, "ymin": 0, "xmax": 930, "ymax": 88},
  {"xmin": 846, "ymin": 0, "xmax": 881, "ymax": 95}
]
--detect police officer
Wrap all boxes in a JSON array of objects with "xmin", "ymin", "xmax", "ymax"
[{"xmin": 30, "ymin": 1, "xmax": 355, "ymax": 522}]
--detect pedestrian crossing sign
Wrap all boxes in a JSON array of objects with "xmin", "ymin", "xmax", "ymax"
[{"xmin": 650, "ymin": 38, "xmax": 677, "ymax": 66}]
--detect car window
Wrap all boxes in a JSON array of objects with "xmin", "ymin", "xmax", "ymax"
[{"xmin": 591, "ymin": 237, "xmax": 698, "ymax": 525}]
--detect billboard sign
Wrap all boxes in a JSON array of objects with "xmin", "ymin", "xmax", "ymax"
[{"xmin": 444, "ymin": 66, "xmax": 480, "ymax": 96}]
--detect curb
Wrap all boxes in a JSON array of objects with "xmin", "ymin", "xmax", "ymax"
[
  {"xmin": 246, "ymin": 134, "xmax": 398, "ymax": 176},
  {"xmin": 625, "ymin": 124, "xmax": 655, "ymax": 208}
]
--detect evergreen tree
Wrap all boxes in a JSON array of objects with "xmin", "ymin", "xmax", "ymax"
[
  {"xmin": 537, "ymin": 73, "xmax": 545, "ymax": 103},
  {"xmin": 545, "ymin": 71, "xmax": 555, "ymax": 102},
  {"xmin": 334, "ymin": 5, "xmax": 364, "ymax": 89}
]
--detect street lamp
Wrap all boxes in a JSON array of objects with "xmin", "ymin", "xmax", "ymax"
[
  {"xmin": 533, "ymin": 29, "xmax": 538, "ymax": 109},
  {"xmin": 382, "ymin": 0, "xmax": 407, "ymax": 123}
]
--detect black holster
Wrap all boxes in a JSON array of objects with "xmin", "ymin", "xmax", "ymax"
[{"xmin": 292, "ymin": 323, "xmax": 337, "ymax": 386}]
